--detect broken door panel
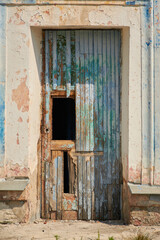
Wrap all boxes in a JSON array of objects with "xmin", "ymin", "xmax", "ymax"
[
  {"xmin": 77, "ymin": 156, "xmax": 93, "ymax": 220},
  {"xmin": 49, "ymin": 151, "xmax": 63, "ymax": 219},
  {"xmin": 43, "ymin": 29, "xmax": 121, "ymax": 220}
]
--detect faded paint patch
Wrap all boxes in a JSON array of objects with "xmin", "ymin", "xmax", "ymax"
[
  {"xmin": 12, "ymin": 76, "xmax": 29, "ymax": 112},
  {"xmin": 8, "ymin": 7, "xmax": 25, "ymax": 25},
  {"xmin": 5, "ymin": 163, "xmax": 29, "ymax": 177}
]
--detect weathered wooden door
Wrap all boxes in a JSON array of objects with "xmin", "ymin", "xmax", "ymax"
[{"xmin": 42, "ymin": 30, "xmax": 121, "ymax": 220}]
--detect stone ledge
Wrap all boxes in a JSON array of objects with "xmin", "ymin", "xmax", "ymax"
[
  {"xmin": 0, "ymin": 178, "xmax": 29, "ymax": 191},
  {"xmin": 128, "ymin": 183, "xmax": 160, "ymax": 195}
]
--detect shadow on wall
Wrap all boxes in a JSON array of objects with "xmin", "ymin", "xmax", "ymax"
[{"xmin": 30, "ymin": 27, "xmax": 42, "ymax": 83}]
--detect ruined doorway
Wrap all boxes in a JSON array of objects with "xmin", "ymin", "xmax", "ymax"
[{"xmin": 42, "ymin": 30, "xmax": 122, "ymax": 220}]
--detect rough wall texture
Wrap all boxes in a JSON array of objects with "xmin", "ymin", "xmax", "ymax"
[
  {"xmin": 0, "ymin": 0, "xmax": 159, "ymax": 224},
  {"xmin": 129, "ymin": 193, "xmax": 160, "ymax": 226}
]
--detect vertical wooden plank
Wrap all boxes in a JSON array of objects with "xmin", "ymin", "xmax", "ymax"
[
  {"xmin": 49, "ymin": 31, "xmax": 53, "ymax": 89},
  {"xmin": 114, "ymin": 31, "xmax": 121, "ymax": 220},
  {"xmin": 107, "ymin": 31, "xmax": 112, "ymax": 186},
  {"xmin": 98, "ymin": 31, "xmax": 104, "ymax": 219},
  {"xmin": 108, "ymin": 184, "xmax": 112, "ymax": 219},
  {"xmin": 82, "ymin": 156, "xmax": 87, "ymax": 219},
  {"xmin": 111, "ymin": 31, "xmax": 116, "ymax": 185},
  {"xmin": 90, "ymin": 156, "xmax": 95, "ymax": 219},
  {"xmin": 112, "ymin": 31, "xmax": 120, "ymax": 219},
  {"xmin": 51, "ymin": 151, "xmax": 58, "ymax": 212},
  {"xmin": 102, "ymin": 31, "xmax": 108, "ymax": 220},
  {"xmin": 45, "ymin": 161, "xmax": 50, "ymax": 218},
  {"xmin": 86, "ymin": 157, "xmax": 91, "ymax": 220},
  {"xmin": 89, "ymin": 30, "xmax": 94, "ymax": 151},
  {"xmin": 84, "ymin": 31, "xmax": 90, "ymax": 151},
  {"xmin": 66, "ymin": 31, "xmax": 71, "ymax": 97},
  {"xmin": 71, "ymin": 30, "xmax": 76, "ymax": 87},
  {"xmin": 57, "ymin": 31, "xmax": 66, "ymax": 88},
  {"xmin": 57, "ymin": 152, "xmax": 63, "ymax": 220},
  {"xmin": 114, "ymin": 30, "xmax": 121, "ymax": 219},
  {"xmin": 104, "ymin": 178, "xmax": 109, "ymax": 220},
  {"xmin": 97, "ymin": 30, "xmax": 103, "ymax": 152},
  {"xmin": 115, "ymin": 31, "xmax": 121, "ymax": 185},
  {"xmin": 78, "ymin": 156, "xmax": 83, "ymax": 219},
  {"xmin": 94, "ymin": 30, "xmax": 99, "ymax": 152},
  {"xmin": 52, "ymin": 31, "xmax": 57, "ymax": 90},
  {"xmin": 41, "ymin": 30, "xmax": 45, "ymax": 219},
  {"xmin": 44, "ymin": 31, "xmax": 51, "ymax": 218},
  {"xmin": 80, "ymin": 31, "xmax": 85, "ymax": 151},
  {"xmin": 93, "ymin": 31, "xmax": 99, "ymax": 219},
  {"xmin": 89, "ymin": 30, "xmax": 94, "ymax": 218},
  {"xmin": 69, "ymin": 154, "xmax": 75, "ymax": 194},
  {"xmin": 75, "ymin": 31, "xmax": 81, "ymax": 151},
  {"xmin": 94, "ymin": 155, "xmax": 99, "ymax": 219}
]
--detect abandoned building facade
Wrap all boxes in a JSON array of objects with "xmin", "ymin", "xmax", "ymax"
[{"xmin": 0, "ymin": 0, "xmax": 160, "ymax": 225}]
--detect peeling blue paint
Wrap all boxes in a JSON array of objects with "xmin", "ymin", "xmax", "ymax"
[
  {"xmin": 126, "ymin": 1, "xmax": 136, "ymax": 5},
  {"xmin": 126, "ymin": 0, "xmax": 149, "ymax": 6},
  {"xmin": 0, "ymin": 0, "xmax": 36, "ymax": 4},
  {"xmin": 146, "ymin": 39, "xmax": 152, "ymax": 46}
]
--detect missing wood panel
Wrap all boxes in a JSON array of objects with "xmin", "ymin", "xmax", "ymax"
[
  {"xmin": 52, "ymin": 98, "xmax": 75, "ymax": 140},
  {"xmin": 64, "ymin": 152, "xmax": 69, "ymax": 193},
  {"xmin": 64, "ymin": 151, "xmax": 75, "ymax": 194}
]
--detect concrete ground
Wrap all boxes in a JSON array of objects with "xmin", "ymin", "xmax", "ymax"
[{"xmin": 0, "ymin": 220, "xmax": 160, "ymax": 240}]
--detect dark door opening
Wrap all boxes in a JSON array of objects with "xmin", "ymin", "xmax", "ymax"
[
  {"xmin": 64, "ymin": 151, "xmax": 75, "ymax": 194},
  {"xmin": 64, "ymin": 151, "xmax": 69, "ymax": 193},
  {"xmin": 52, "ymin": 98, "xmax": 75, "ymax": 140}
]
